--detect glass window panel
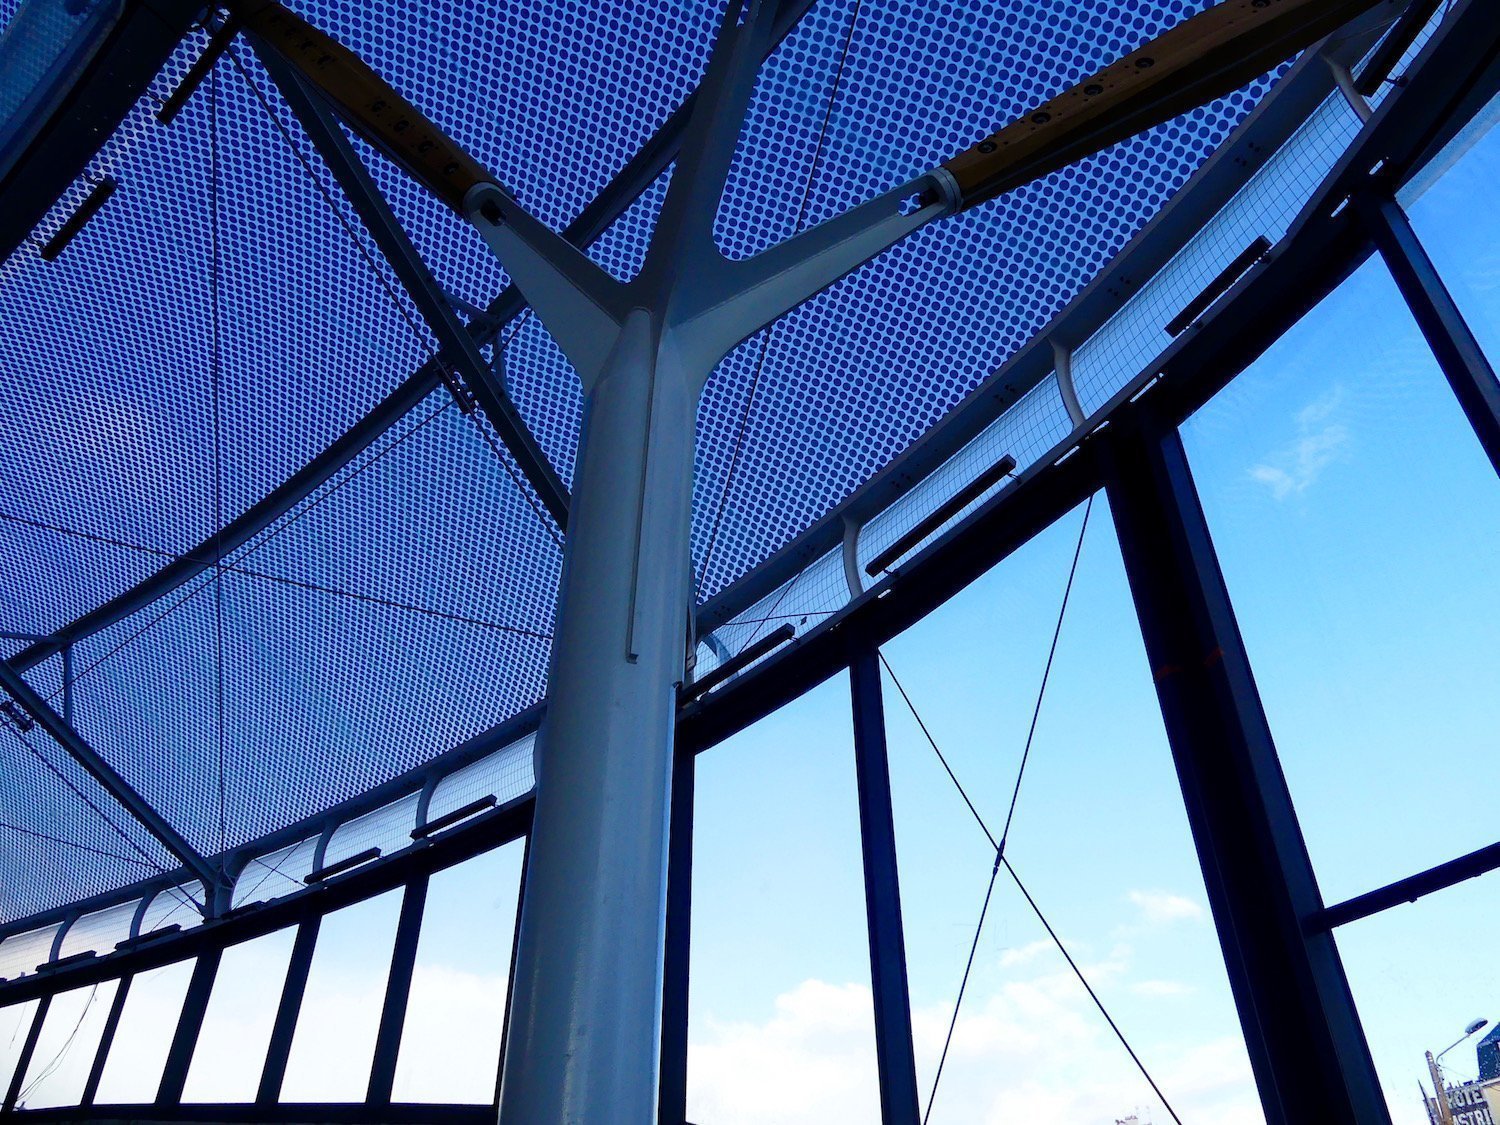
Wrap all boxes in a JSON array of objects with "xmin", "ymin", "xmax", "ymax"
[
  {"xmin": 1403, "ymin": 95, "xmax": 1500, "ymax": 366},
  {"xmin": 1181, "ymin": 254, "xmax": 1500, "ymax": 905},
  {"xmin": 687, "ymin": 673, "xmax": 880, "ymax": 1123},
  {"xmin": 15, "ymin": 979, "xmax": 118, "ymax": 1109},
  {"xmin": 391, "ymin": 840, "xmax": 525, "ymax": 1103},
  {"xmin": 94, "ymin": 958, "xmax": 196, "ymax": 1104},
  {"xmin": 0, "ymin": 999, "xmax": 40, "ymax": 1097},
  {"xmin": 279, "ymin": 888, "xmax": 402, "ymax": 1102},
  {"xmin": 880, "ymin": 498, "xmax": 1257, "ymax": 1121},
  {"xmin": 1334, "ymin": 877, "xmax": 1499, "ymax": 1124},
  {"xmin": 182, "ymin": 927, "xmax": 297, "ymax": 1103}
]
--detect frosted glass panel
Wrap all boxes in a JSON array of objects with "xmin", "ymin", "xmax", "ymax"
[
  {"xmin": 94, "ymin": 959, "xmax": 195, "ymax": 1104},
  {"xmin": 0, "ymin": 999, "xmax": 39, "ymax": 1098},
  {"xmin": 16, "ymin": 979, "xmax": 119, "ymax": 1108}
]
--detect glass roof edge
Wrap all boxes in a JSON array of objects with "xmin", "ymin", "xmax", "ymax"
[{"xmin": 0, "ymin": 698, "xmax": 543, "ymax": 943}]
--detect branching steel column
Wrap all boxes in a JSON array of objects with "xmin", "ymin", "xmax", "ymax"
[
  {"xmin": 1361, "ymin": 193, "xmax": 1500, "ymax": 476},
  {"xmin": 1103, "ymin": 414, "xmax": 1388, "ymax": 1125},
  {"xmin": 849, "ymin": 646, "xmax": 921, "ymax": 1125},
  {"xmin": 251, "ymin": 44, "xmax": 572, "ymax": 529},
  {"xmin": 0, "ymin": 657, "xmax": 220, "ymax": 895}
]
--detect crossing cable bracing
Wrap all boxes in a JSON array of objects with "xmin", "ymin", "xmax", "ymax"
[
  {"xmin": 0, "ymin": 511, "xmax": 550, "ymax": 639},
  {"xmin": 879, "ymin": 497, "xmax": 1182, "ymax": 1125},
  {"xmin": 29, "ymin": 41, "xmax": 575, "ymax": 697},
  {"xmin": 0, "ymin": 821, "xmax": 157, "ymax": 869},
  {"xmin": 695, "ymin": 0, "xmax": 864, "ymax": 601},
  {"xmin": 17, "ymin": 983, "xmax": 100, "ymax": 1103},
  {"xmin": 2, "ymin": 719, "xmax": 185, "ymax": 895}
]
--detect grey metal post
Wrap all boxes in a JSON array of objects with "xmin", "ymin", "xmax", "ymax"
[
  {"xmin": 1103, "ymin": 413, "xmax": 1389, "ymax": 1125},
  {"xmin": 157, "ymin": 948, "xmax": 221, "ymax": 1105},
  {"xmin": 848, "ymin": 646, "xmax": 921, "ymax": 1125},
  {"xmin": 257, "ymin": 916, "xmax": 320, "ymax": 1106},
  {"xmin": 1360, "ymin": 194, "xmax": 1500, "ymax": 477},
  {"xmin": 467, "ymin": 2, "xmax": 955, "ymax": 1118},
  {"xmin": 367, "ymin": 875, "xmax": 429, "ymax": 1105}
]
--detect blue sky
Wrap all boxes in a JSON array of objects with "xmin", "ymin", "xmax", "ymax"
[
  {"xmin": 681, "ymin": 107, "xmax": 1500, "ymax": 1123},
  {"xmin": 5, "ymin": 74, "xmax": 1500, "ymax": 1125}
]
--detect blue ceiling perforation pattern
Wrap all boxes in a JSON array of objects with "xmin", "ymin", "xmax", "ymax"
[
  {"xmin": 501, "ymin": 167, "xmax": 678, "ymax": 489},
  {"xmin": 0, "ymin": 29, "xmax": 433, "ymax": 646},
  {"xmin": 0, "ymin": 652, "xmax": 175, "ymax": 922},
  {"xmin": 0, "ymin": 0, "xmax": 1311, "ymax": 922},
  {"xmin": 690, "ymin": 0, "xmax": 1280, "ymax": 598},
  {"xmin": 0, "ymin": 516, "xmax": 163, "ymax": 639},
  {"xmin": 275, "ymin": 0, "xmax": 720, "ymax": 311},
  {"xmin": 58, "ymin": 389, "xmax": 557, "ymax": 853}
]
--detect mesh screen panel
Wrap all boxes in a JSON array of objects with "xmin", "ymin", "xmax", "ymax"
[
  {"xmin": 1, "ymin": 0, "xmax": 1320, "ymax": 921},
  {"xmin": 688, "ymin": 0, "xmax": 1279, "ymax": 599}
]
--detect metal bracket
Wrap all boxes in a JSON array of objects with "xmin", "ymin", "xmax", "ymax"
[
  {"xmin": 841, "ymin": 514, "xmax": 865, "ymax": 599},
  {"xmin": 1050, "ymin": 337, "xmax": 1087, "ymax": 427}
]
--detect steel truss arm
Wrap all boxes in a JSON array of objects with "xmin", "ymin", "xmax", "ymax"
[
  {"xmin": 0, "ymin": 657, "xmax": 221, "ymax": 896},
  {"xmin": 250, "ymin": 48, "xmax": 572, "ymax": 528},
  {"xmin": 8, "ymin": 3, "xmax": 817, "ymax": 678}
]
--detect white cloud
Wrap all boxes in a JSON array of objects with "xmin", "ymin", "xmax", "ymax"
[
  {"xmin": 997, "ymin": 938, "xmax": 1053, "ymax": 968},
  {"xmin": 688, "ymin": 980, "xmax": 884, "ymax": 1124},
  {"xmin": 1248, "ymin": 387, "xmax": 1351, "ymax": 500},
  {"xmin": 1127, "ymin": 889, "xmax": 1206, "ymax": 926},
  {"xmin": 689, "ymin": 943, "xmax": 1261, "ymax": 1125}
]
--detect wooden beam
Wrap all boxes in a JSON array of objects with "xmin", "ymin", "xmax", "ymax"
[
  {"xmin": 942, "ymin": 0, "xmax": 1389, "ymax": 210},
  {"xmin": 238, "ymin": 1, "xmax": 490, "ymax": 213}
]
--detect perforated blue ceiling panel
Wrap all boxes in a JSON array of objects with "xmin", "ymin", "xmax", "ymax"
[
  {"xmin": 689, "ymin": 0, "xmax": 1278, "ymax": 595},
  {"xmin": 56, "ymin": 388, "xmax": 558, "ymax": 856},
  {"xmin": 0, "ymin": 647, "xmax": 173, "ymax": 921},
  {"xmin": 0, "ymin": 0, "xmax": 1294, "ymax": 920}
]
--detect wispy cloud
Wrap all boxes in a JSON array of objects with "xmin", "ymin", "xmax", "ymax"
[
  {"xmin": 1127, "ymin": 889, "xmax": 1206, "ymax": 926},
  {"xmin": 1248, "ymin": 387, "xmax": 1350, "ymax": 500},
  {"xmin": 997, "ymin": 938, "xmax": 1053, "ymax": 968}
]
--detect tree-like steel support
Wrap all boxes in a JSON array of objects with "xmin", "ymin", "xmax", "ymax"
[{"xmin": 463, "ymin": 5, "xmax": 951, "ymax": 1115}]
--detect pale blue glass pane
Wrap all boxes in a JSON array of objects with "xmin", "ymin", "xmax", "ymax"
[
  {"xmin": 1335, "ymin": 878, "xmax": 1498, "ymax": 1124},
  {"xmin": 1182, "ymin": 255, "xmax": 1500, "ymax": 906},
  {"xmin": 881, "ymin": 498, "xmax": 1256, "ymax": 1121},
  {"xmin": 391, "ymin": 840, "xmax": 524, "ymax": 1103},
  {"xmin": 94, "ymin": 959, "xmax": 195, "ymax": 1103},
  {"xmin": 1405, "ymin": 97, "xmax": 1500, "ymax": 367},
  {"xmin": 687, "ymin": 673, "xmax": 880, "ymax": 1123},
  {"xmin": 182, "ymin": 927, "xmax": 297, "ymax": 1103},
  {"xmin": 0, "ymin": 999, "xmax": 40, "ymax": 1097},
  {"xmin": 15, "ymin": 978, "xmax": 118, "ymax": 1108},
  {"xmin": 279, "ymin": 889, "xmax": 401, "ymax": 1102}
]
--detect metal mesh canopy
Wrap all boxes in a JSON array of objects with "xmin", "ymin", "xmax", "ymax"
[{"xmin": 0, "ymin": 0, "xmax": 1286, "ymax": 921}]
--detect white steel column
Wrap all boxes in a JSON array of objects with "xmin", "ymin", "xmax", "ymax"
[{"xmin": 466, "ymin": 4, "xmax": 955, "ymax": 1118}]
